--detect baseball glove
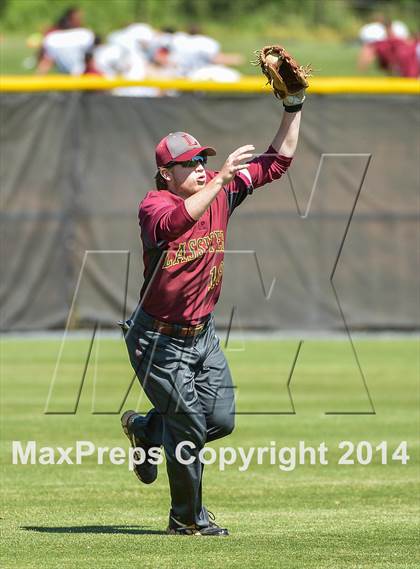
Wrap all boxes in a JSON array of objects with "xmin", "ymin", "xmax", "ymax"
[{"xmin": 253, "ymin": 45, "xmax": 311, "ymax": 103}]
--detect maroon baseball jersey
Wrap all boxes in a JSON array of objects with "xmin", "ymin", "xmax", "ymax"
[
  {"xmin": 138, "ymin": 146, "xmax": 292, "ymax": 324},
  {"xmin": 373, "ymin": 38, "xmax": 419, "ymax": 77}
]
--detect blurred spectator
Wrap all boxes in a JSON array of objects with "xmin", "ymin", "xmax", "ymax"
[
  {"xmin": 358, "ymin": 17, "xmax": 419, "ymax": 78},
  {"xmin": 108, "ymin": 23, "xmax": 160, "ymax": 96},
  {"xmin": 359, "ymin": 18, "xmax": 409, "ymax": 44},
  {"xmin": 83, "ymin": 51, "xmax": 102, "ymax": 76},
  {"xmin": 187, "ymin": 25, "xmax": 243, "ymax": 67},
  {"xmin": 148, "ymin": 46, "xmax": 178, "ymax": 77},
  {"xmin": 147, "ymin": 26, "xmax": 176, "ymax": 58},
  {"xmin": 168, "ymin": 28, "xmax": 221, "ymax": 76},
  {"xmin": 89, "ymin": 34, "xmax": 130, "ymax": 77},
  {"xmin": 55, "ymin": 7, "xmax": 84, "ymax": 32},
  {"xmin": 37, "ymin": 6, "xmax": 94, "ymax": 75},
  {"xmin": 92, "ymin": 42, "xmax": 129, "ymax": 77},
  {"xmin": 146, "ymin": 25, "xmax": 242, "ymax": 82},
  {"xmin": 174, "ymin": 28, "xmax": 219, "ymax": 74},
  {"xmin": 31, "ymin": 12, "xmax": 242, "ymax": 90},
  {"xmin": 107, "ymin": 23, "xmax": 155, "ymax": 59}
]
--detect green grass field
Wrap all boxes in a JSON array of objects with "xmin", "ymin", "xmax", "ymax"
[{"xmin": 1, "ymin": 337, "xmax": 419, "ymax": 568}]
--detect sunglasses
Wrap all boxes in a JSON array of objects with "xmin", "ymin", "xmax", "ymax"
[{"xmin": 167, "ymin": 155, "xmax": 208, "ymax": 169}]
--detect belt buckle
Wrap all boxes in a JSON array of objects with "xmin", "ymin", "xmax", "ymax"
[{"xmin": 190, "ymin": 323, "xmax": 204, "ymax": 337}]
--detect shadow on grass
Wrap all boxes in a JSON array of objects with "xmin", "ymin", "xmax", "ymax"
[{"xmin": 21, "ymin": 525, "xmax": 166, "ymax": 535}]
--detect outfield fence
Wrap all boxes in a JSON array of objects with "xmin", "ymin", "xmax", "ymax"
[
  {"xmin": 0, "ymin": 75, "xmax": 419, "ymax": 94},
  {"xmin": 0, "ymin": 77, "xmax": 419, "ymax": 331}
]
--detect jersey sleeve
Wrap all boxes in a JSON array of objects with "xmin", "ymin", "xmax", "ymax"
[
  {"xmin": 139, "ymin": 194, "xmax": 196, "ymax": 248},
  {"xmin": 223, "ymin": 145, "xmax": 293, "ymax": 216}
]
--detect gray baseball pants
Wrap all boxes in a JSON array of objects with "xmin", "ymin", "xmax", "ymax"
[{"xmin": 124, "ymin": 306, "xmax": 235, "ymax": 528}]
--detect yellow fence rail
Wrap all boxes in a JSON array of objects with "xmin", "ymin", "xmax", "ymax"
[{"xmin": 0, "ymin": 75, "xmax": 418, "ymax": 94}]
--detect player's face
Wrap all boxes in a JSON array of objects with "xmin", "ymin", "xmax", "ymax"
[
  {"xmin": 69, "ymin": 9, "xmax": 84, "ymax": 27},
  {"xmin": 166, "ymin": 156, "xmax": 207, "ymax": 198}
]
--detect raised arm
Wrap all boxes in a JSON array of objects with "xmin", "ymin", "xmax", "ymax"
[
  {"xmin": 186, "ymin": 101, "xmax": 304, "ymax": 221},
  {"xmin": 253, "ymin": 44, "xmax": 307, "ymax": 157},
  {"xmin": 270, "ymin": 109, "xmax": 302, "ymax": 157}
]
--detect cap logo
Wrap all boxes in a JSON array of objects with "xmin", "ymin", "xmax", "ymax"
[
  {"xmin": 180, "ymin": 133, "xmax": 199, "ymax": 147},
  {"xmin": 166, "ymin": 132, "xmax": 201, "ymax": 159}
]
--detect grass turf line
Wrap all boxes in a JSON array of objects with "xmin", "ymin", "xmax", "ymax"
[{"xmin": 1, "ymin": 338, "xmax": 418, "ymax": 568}]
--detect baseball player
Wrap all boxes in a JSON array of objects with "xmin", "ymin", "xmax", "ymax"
[{"xmin": 120, "ymin": 48, "xmax": 306, "ymax": 536}]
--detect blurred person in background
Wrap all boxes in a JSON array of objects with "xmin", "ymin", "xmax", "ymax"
[
  {"xmin": 182, "ymin": 26, "xmax": 242, "ymax": 82},
  {"xmin": 359, "ymin": 14, "xmax": 409, "ymax": 44},
  {"xmin": 36, "ymin": 6, "xmax": 95, "ymax": 75},
  {"xmin": 167, "ymin": 25, "xmax": 242, "ymax": 78},
  {"xmin": 187, "ymin": 26, "xmax": 243, "ymax": 68},
  {"xmin": 33, "ymin": 13, "xmax": 243, "ymax": 85},
  {"xmin": 170, "ymin": 26, "xmax": 220, "ymax": 75},
  {"xmin": 107, "ymin": 22, "xmax": 160, "ymax": 96},
  {"xmin": 89, "ymin": 34, "xmax": 131, "ymax": 78},
  {"xmin": 145, "ymin": 25, "xmax": 242, "ymax": 82},
  {"xmin": 358, "ymin": 16, "xmax": 419, "ymax": 78},
  {"xmin": 148, "ymin": 45, "xmax": 178, "ymax": 78},
  {"xmin": 107, "ymin": 22, "xmax": 155, "ymax": 59},
  {"xmin": 82, "ymin": 51, "xmax": 103, "ymax": 76}
]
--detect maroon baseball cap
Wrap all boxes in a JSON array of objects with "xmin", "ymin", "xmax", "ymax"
[{"xmin": 155, "ymin": 131, "xmax": 216, "ymax": 167}]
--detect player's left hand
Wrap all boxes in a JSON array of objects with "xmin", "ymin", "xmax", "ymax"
[{"xmin": 218, "ymin": 144, "xmax": 255, "ymax": 185}]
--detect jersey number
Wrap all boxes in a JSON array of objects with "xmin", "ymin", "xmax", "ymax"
[{"xmin": 208, "ymin": 261, "xmax": 224, "ymax": 291}]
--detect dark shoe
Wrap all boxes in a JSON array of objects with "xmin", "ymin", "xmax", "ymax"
[
  {"xmin": 121, "ymin": 410, "xmax": 158, "ymax": 484},
  {"xmin": 166, "ymin": 511, "xmax": 229, "ymax": 536}
]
